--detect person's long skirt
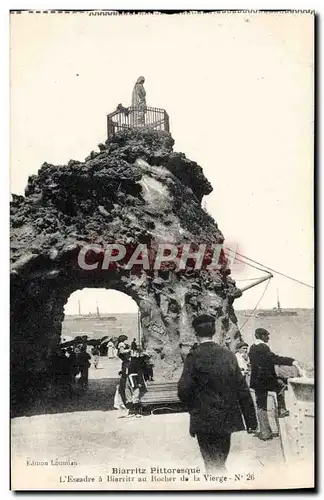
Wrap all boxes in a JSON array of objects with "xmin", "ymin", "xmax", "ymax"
[
  {"xmin": 79, "ymin": 366, "xmax": 89, "ymax": 388},
  {"xmin": 107, "ymin": 346, "xmax": 114, "ymax": 359},
  {"xmin": 93, "ymin": 355, "xmax": 99, "ymax": 369}
]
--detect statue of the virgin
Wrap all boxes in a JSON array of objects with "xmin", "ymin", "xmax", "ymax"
[{"xmin": 131, "ymin": 76, "xmax": 147, "ymax": 125}]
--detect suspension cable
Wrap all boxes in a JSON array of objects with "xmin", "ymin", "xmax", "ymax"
[
  {"xmin": 235, "ymin": 276, "xmax": 268, "ymax": 282},
  {"xmin": 223, "ymin": 252, "xmax": 271, "ymax": 275},
  {"xmin": 225, "ymin": 248, "xmax": 314, "ymax": 289}
]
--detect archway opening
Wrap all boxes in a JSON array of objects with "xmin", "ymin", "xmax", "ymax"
[
  {"xmin": 13, "ymin": 288, "xmax": 142, "ymax": 417},
  {"xmin": 62, "ymin": 288, "xmax": 140, "ymax": 344},
  {"xmin": 41, "ymin": 288, "xmax": 141, "ymax": 416}
]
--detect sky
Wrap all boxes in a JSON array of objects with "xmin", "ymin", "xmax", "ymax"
[
  {"xmin": 64, "ymin": 288, "xmax": 138, "ymax": 315},
  {"xmin": 10, "ymin": 11, "xmax": 314, "ymax": 313}
]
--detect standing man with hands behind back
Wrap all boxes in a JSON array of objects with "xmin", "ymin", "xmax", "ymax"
[{"xmin": 178, "ymin": 314, "xmax": 257, "ymax": 473}]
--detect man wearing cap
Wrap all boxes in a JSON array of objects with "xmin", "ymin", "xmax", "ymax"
[
  {"xmin": 178, "ymin": 314, "xmax": 257, "ymax": 473},
  {"xmin": 249, "ymin": 328, "xmax": 303, "ymax": 440}
]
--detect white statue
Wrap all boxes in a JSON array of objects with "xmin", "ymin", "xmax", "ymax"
[{"xmin": 131, "ymin": 76, "xmax": 146, "ymax": 125}]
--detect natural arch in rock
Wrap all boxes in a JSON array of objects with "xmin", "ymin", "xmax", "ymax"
[
  {"xmin": 10, "ymin": 128, "xmax": 242, "ymax": 412},
  {"xmin": 61, "ymin": 287, "xmax": 139, "ymax": 339}
]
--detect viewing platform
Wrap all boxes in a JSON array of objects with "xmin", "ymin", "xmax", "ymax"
[{"xmin": 107, "ymin": 105, "xmax": 170, "ymax": 138}]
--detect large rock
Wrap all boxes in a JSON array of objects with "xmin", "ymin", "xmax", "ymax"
[{"xmin": 10, "ymin": 127, "xmax": 242, "ymax": 412}]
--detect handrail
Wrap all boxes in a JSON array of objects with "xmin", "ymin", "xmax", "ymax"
[
  {"xmin": 240, "ymin": 273, "xmax": 273, "ymax": 293},
  {"xmin": 279, "ymin": 377, "xmax": 314, "ymax": 463}
]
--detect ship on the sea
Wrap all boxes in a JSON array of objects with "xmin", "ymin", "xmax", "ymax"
[{"xmin": 256, "ymin": 289, "xmax": 298, "ymax": 318}]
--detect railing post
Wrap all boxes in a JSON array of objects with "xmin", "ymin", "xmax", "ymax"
[
  {"xmin": 164, "ymin": 111, "xmax": 170, "ymax": 133},
  {"xmin": 107, "ymin": 116, "xmax": 114, "ymax": 139}
]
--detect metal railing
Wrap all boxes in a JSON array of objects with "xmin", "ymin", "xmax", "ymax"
[{"xmin": 107, "ymin": 105, "xmax": 170, "ymax": 138}]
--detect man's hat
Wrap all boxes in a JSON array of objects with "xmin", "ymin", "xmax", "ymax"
[
  {"xmin": 192, "ymin": 314, "xmax": 215, "ymax": 331},
  {"xmin": 255, "ymin": 328, "xmax": 270, "ymax": 338}
]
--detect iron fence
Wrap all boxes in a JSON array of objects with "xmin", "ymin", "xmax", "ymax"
[{"xmin": 107, "ymin": 105, "xmax": 170, "ymax": 138}]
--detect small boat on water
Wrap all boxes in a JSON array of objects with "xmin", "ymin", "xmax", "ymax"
[{"xmin": 256, "ymin": 289, "xmax": 298, "ymax": 318}]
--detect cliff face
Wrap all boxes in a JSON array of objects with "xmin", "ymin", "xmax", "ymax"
[{"xmin": 10, "ymin": 128, "xmax": 242, "ymax": 407}]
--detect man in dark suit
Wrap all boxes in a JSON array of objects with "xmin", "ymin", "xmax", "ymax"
[
  {"xmin": 249, "ymin": 328, "xmax": 303, "ymax": 441},
  {"xmin": 178, "ymin": 314, "xmax": 257, "ymax": 473}
]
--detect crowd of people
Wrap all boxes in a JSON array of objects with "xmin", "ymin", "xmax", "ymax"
[
  {"xmin": 233, "ymin": 329, "xmax": 306, "ymax": 434},
  {"xmin": 48, "ymin": 334, "xmax": 155, "ymax": 408},
  {"xmin": 48, "ymin": 318, "xmax": 306, "ymax": 473},
  {"xmin": 48, "ymin": 343, "xmax": 92, "ymax": 397},
  {"xmin": 177, "ymin": 314, "xmax": 306, "ymax": 474}
]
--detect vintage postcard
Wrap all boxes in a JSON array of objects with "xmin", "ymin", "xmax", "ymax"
[{"xmin": 10, "ymin": 10, "xmax": 315, "ymax": 491}]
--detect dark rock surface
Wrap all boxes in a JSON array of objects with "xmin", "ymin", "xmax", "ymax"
[{"xmin": 10, "ymin": 127, "xmax": 242, "ymax": 412}]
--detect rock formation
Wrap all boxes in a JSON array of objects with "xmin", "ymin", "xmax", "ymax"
[{"xmin": 10, "ymin": 127, "xmax": 242, "ymax": 411}]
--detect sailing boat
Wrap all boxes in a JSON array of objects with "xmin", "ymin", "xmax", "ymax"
[{"xmin": 256, "ymin": 289, "xmax": 298, "ymax": 317}]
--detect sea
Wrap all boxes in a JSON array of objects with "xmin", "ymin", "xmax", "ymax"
[{"xmin": 235, "ymin": 308, "xmax": 314, "ymax": 376}]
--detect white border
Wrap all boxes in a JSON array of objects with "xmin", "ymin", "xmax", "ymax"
[{"xmin": 2, "ymin": 2, "xmax": 322, "ymax": 498}]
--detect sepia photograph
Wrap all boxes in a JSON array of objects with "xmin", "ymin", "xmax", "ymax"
[{"xmin": 9, "ymin": 10, "xmax": 314, "ymax": 491}]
